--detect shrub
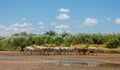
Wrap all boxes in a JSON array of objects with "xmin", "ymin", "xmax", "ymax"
[{"xmin": 106, "ymin": 38, "xmax": 120, "ymax": 48}]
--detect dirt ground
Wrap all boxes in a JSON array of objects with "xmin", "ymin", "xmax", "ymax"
[{"xmin": 0, "ymin": 51, "xmax": 120, "ymax": 70}]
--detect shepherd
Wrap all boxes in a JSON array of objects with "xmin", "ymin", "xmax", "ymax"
[{"xmin": 20, "ymin": 45, "xmax": 25, "ymax": 54}]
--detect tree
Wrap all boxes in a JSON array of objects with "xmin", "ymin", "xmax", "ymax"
[
  {"xmin": 54, "ymin": 35, "xmax": 63, "ymax": 46},
  {"xmin": 61, "ymin": 32, "xmax": 71, "ymax": 37},
  {"xmin": 34, "ymin": 35, "xmax": 45, "ymax": 45},
  {"xmin": 10, "ymin": 36, "xmax": 27, "ymax": 47},
  {"xmin": 44, "ymin": 30, "xmax": 57, "ymax": 36},
  {"xmin": 91, "ymin": 33, "xmax": 104, "ymax": 44},
  {"xmin": 63, "ymin": 35, "xmax": 74, "ymax": 46}
]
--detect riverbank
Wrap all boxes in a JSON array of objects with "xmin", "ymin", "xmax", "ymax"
[
  {"xmin": 0, "ymin": 51, "xmax": 120, "ymax": 64},
  {"xmin": 0, "ymin": 51, "xmax": 120, "ymax": 70}
]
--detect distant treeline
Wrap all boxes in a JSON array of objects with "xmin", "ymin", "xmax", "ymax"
[{"xmin": 0, "ymin": 30, "xmax": 120, "ymax": 50}]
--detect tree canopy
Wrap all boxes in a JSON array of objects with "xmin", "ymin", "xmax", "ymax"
[{"xmin": 0, "ymin": 31, "xmax": 120, "ymax": 50}]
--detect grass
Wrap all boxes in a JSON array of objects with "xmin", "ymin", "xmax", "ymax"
[{"xmin": 100, "ymin": 63, "xmax": 120, "ymax": 67}]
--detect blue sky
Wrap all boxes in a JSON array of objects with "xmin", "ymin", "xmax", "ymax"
[{"xmin": 0, "ymin": 0, "xmax": 120, "ymax": 36}]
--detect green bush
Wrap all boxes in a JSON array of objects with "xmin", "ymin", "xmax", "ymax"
[{"xmin": 106, "ymin": 38, "xmax": 120, "ymax": 48}]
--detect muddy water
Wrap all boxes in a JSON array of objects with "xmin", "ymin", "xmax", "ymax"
[
  {"xmin": 0, "ymin": 55, "xmax": 102, "ymax": 64},
  {"xmin": 0, "ymin": 55, "xmax": 120, "ymax": 69}
]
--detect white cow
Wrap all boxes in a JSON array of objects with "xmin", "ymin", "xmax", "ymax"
[
  {"xmin": 24, "ymin": 46, "xmax": 35, "ymax": 54},
  {"xmin": 61, "ymin": 47, "xmax": 75, "ymax": 55},
  {"xmin": 87, "ymin": 47, "xmax": 99, "ymax": 55}
]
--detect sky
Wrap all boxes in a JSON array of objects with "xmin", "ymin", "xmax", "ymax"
[{"xmin": 0, "ymin": 0, "xmax": 120, "ymax": 36}]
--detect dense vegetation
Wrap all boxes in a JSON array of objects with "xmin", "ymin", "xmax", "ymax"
[{"xmin": 0, "ymin": 31, "xmax": 120, "ymax": 51}]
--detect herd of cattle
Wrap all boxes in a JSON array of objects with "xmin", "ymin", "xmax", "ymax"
[{"xmin": 23, "ymin": 46, "xmax": 99, "ymax": 55}]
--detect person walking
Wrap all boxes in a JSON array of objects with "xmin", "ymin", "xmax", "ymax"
[{"xmin": 20, "ymin": 45, "xmax": 25, "ymax": 54}]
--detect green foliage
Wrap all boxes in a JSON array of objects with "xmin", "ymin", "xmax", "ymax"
[
  {"xmin": 0, "ymin": 31, "xmax": 120, "ymax": 51},
  {"xmin": 10, "ymin": 36, "xmax": 26, "ymax": 46},
  {"xmin": 0, "ymin": 36, "xmax": 5, "ymax": 41},
  {"xmin": 91, "ymin": 33, "xmax": 104, "ymax": 44},
  {"xmin": 34, "ymin": 35, "xmax": 44, "ymax": 45},
  {"xmin": 54, "ymin": 35, "xmax": 63, "ymax": 46},
  {"xmin": 63, "ymin": 42, "xmax": 71, "ymax": 47},
  {"xmin": 106, "ymin": 38, "xmax": 120, "ymax": 48},
  {"xmin": 43, "ymin": 30, "xmax": 57, "ymax": 36},
  {"xmin": 63, "ymin": 35, "xmax": 74, "ymax": 46},
  {"xmin": 61, "ymin": 32, "xmax": 71, "ymax": 37}
]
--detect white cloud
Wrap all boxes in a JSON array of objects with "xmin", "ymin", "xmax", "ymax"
[
  {"xmin": 6, "ymin": 27, "xmax": 34, "ymax": 36},
  {"xmin": 106, "ymin": 18, "xmax": 112, "ymax": 21},
  {"xmin": 13, "ymin": 23, "xmax": 32, "ymax": 27},
  {"xmin": 21, "ymin": 18, "xmax": 27, "ymax": 21},
  {"xmin": 115, "ymin": 18, "xmax": 120, "ymax": 24},
  {"xmin": 55, "ymin": 24, "xmax": 69, "ymax": 29},
  {"xmin": 84, "ymin": 18, "xmax": 98, "ymax": 26},
  {"xmin": 38, "ymin": 21, "xmax": 44, "ymax": 25},
  {"xmin": 66, "ymin": 30, "xmax": 72, "ymax": 33},
  {"xmin": 55, "ymin": 29, "xmax": 63, "ymax": 33},
  {"xmin": 59, "ymin": 8, "xmax": 70, "ymax": 13},
  {"xmin": 38, "ymin": 21, "xmax": 44, "ymax": 28},
  {"xmin": 51, "ymin": 23, "xmax": 69, "ymax": 33},
  {"xmin": 6, "ymin": 23, "xmax": 33, "ymax": 32},
  {"xmin": 0, "ymin": 24, "xmax": 5, "ymax": 30},
  {"xmin": 55, "ymin": 29, "xmax": 72, "ymax": 34},
  {"xmin": 0, "ymin": 23, "xmax": 34, "ymax": 36},
  {"xmin": 51, "ymin": 22, "xmax": 56, "ymax": 26},
  {"xmin": 5, "ymin": 27, "xmax": 19, "ymax": 31},
  {"xmin": 56, "ymin": 14, "xmax": 70, "ymax": 20}
]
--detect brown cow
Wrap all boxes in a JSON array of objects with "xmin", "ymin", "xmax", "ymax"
[{"xmin": 75, "ymin": 47, "xmax": 88, "ymax": 55}]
